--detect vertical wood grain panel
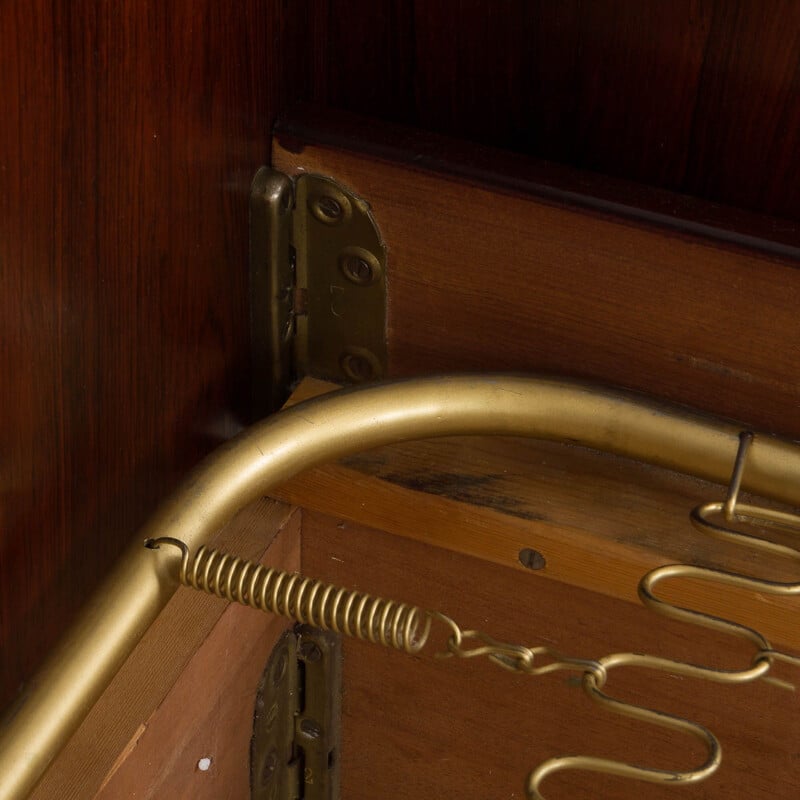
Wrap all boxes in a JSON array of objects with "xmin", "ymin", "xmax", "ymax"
[
  {"xmin": 322, "ymin": 0, "xmax": 418, "ymax": 123},
  {"xmin": 0, "ymin": 1, "xmax": 298, "ymax": 710},
  {"xmin": 685, "ymin": 0, "xmax": 800, "ymax": 217}
]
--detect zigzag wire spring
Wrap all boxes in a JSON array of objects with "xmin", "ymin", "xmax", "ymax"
[
  {"xmin": 526, "ymin": 431, "xmax": 800, "ymax": 797},
  {"xmin": 640, "ymin": 431, "xmax": 800, "ymax": 691}
]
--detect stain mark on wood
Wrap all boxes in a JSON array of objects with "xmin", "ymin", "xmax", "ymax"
[{"xmin": 341, "ymin": 455, "xmax": 548, "ymax": 522}]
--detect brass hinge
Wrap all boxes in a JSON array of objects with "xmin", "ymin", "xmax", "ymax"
[
  {"xmin": 251, "ymin": 625, "xmax": 342, "ymax": 800},
  {"xmin": 250, "ymin": 167, "xmax": 388, "ymax": 414}
]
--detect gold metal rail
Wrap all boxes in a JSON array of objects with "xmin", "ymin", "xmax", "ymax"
[{"xmin": 2, "ymin": 375, "xmax": 800, "ymax": 799}]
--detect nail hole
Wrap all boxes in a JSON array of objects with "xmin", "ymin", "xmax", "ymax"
[{"xmin": 518, "ymin": 548, "xmax": 546, "ymax": 570}]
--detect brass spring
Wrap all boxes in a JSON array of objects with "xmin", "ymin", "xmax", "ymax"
[{"xmin": 146, "ymin": 537, "xmax": 432, "ymax": 654}]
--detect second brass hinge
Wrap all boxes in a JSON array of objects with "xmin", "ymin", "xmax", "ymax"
[
  {"xmin": 250, "ymin": 167, "xmax": 388, "ymax": 414},
  {"xmin": 251, "ymin": 625, "xmax": 342, "ymax": 800}
]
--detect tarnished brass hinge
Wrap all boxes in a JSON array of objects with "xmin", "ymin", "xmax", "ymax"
[
  {"xmin": 250, "ymin": 167, "xmax": 388, "ymax": 414},
  {"xmin": 251, "ymin": 625, "xmax": 342, "ymax": 800}
]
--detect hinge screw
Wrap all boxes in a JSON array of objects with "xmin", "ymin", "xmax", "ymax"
[
  {"xmin": 339, "ymin": 247, "xmax": 382, "ymax": 286},
  {"xmin": 310, "ymin": 194, "xmax": 344, "ymax": 224},
  {"xmin": 339, "ymin": 348, "xmax": 381, "ymax": 383},
  {"xmin": 299, "ymin": 718, "xmax": 323, "ymax": 739},
  {"xmin": 299, "ymin": 640, "xmax": 323, "ymax": 662},
  {"xmin": 342, "ymin": 255, "xmax": 373, "ymax": 284}
]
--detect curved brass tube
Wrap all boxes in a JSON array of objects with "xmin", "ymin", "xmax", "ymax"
[{"xmin": 2, "ymin": 374, "xmax": 800, "ymax": 799}]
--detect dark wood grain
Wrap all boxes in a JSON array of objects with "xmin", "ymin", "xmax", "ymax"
[
  {"xmin": 312, "ymin": 0, "xmax": 800, "ymax": 220},
  {"xmin": 685, "ymin": 1, "xmax": 800, "ymax": 218},
  {"xmin": 0, "ymin": 1, "xmax": 300, "ymax": 711},
  {"xmin": 411, "ymin": 0, "xmax": 712, "ymax": 188}
]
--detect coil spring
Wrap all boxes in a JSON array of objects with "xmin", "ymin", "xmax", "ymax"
[{"xmin": 146, "ymin": 537, "xmax": 432, "ymax": 654}]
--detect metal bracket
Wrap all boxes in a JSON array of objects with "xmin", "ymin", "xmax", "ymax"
[
  {"xmin": 250, "ymin": 167, "xmax": 388, "ymax": 414},
  {"xmin": 251, "ymin": 625, "xmax": 342, "ymax": 800}
]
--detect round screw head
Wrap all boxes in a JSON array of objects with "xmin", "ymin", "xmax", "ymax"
[
  {"xmin": 299, "ymin": 718, "xmax": 323, "ymax": 739},
  {"xmin": 343, "ymin": 255, "xmax": 372, "ymax": 283},
  {"xmin": 518, "ymin": 547, "xmax": 546, "ymax": 570},
  {"xmin": 338, "ymin": 247, "xmax": 382, "ymax": 286},
  {"xmin": 309, "ymin": 194, "xmax": 344, "ymax": 224},
  {"xmin": 298, "ymin": 640, "xmax": 322, "ymax": 662},
  {"xmin": 339, "ymin": 347, "xmax": 382, "ymax": 383},
  {"xmin": 342, "ymin": 354, "xmax": 372, "ymax": 381}
]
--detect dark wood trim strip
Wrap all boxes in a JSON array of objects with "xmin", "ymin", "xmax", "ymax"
[{"xmin": 275, "ymin": 104, "xmax": 800, "ymax": 263}]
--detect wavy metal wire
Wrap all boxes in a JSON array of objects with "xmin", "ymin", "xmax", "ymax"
[
  {"xmin": 524, "ymin": 431, "xmax": 800, "ymax": 797},
  {"xmin": 146, "ymin": 431, "xmax": 799, "ymax": 798}
]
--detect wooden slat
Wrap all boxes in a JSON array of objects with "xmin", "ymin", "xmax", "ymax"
[
  {"xmin": 272, "ymin": 117, "xmax": 800, "ymax": 439},
  {"xmin": 274, "ymin": 379, "xmax": 800, "ymax": 650}
]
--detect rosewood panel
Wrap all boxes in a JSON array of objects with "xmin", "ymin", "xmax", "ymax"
[
  {"xmin": 0, "ymin": 1, "xmax": 301, "ymax": 711},
  {"xmin": 311, "ymin": 0, "xmax": 800, "ymax": 220}
]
